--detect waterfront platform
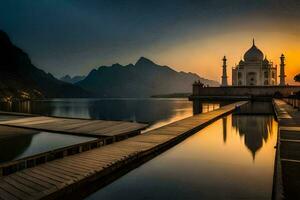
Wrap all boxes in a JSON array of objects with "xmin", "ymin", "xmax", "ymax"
[
  {"xmin": 190, "ymin": 85, "xmax": 300, "ymax": 100},
  {"xmin": 0, "ymin": 114, "xmax": 148, "ymax": 178},
  {"xmin": 273, "ymin": 99, "xmax": 300, "ymax": 199},
  {"xmin": 0, "ymin": 101, "xmax": 247, "ymax": 200},
  {"xmin": 0, "ymin": 115, "xmax": 147, "ymax": 139}
]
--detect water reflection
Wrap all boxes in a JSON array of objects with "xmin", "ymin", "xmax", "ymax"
[
  {"xmin": 0, "ymin": 99, "xmax": 224, "ymax": 131},
  {"xmin": 222, "ymin": 117, "xmax": 227, "ymax": 143},
  {"xmin": 0, "ymin": 126, "xmax": 96, "ymax": 163},
  {"xmin": 0, "ymin": 99, "xmax": 224, "ymax": 163},
  {"xmin": 0, "ymin": 127, "xmax": 34, "ymax": 162},
  {"xmin": 0, "ymin": 99, "xmax": 195, "ymax": 162},
  {"xmin": 193, "ymin": 100, "xmax": 229, "ymax": 114},
  {"xmin": 86, "ymin": 115, "xmax": 277, "ymax": 200},
  {"xmin": 232, "ymin": 115, "xmax": 275, "ymax": 160},
  {"xmin": 0, "ymin": 99, "xmax": 193, "ymax": 123}
]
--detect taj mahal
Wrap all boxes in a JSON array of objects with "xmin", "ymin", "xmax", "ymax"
[{"xmin": 221, "ymin": 39, "xmax": 286, "ymax": 87}]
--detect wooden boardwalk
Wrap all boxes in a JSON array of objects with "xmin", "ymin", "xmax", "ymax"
[
  {"xmin": 273, "ymin": 99, "xmax": 300, "ymax": 199},
  {"xmin": 0, "ymin": 116, "xmax": 148, "ymax": 139},
  {"xmin": 0, "ymin": 101, "xmax": 247, "ymax": 200}
]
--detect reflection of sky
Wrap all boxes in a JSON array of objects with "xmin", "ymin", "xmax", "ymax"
[
  {"xmin": 0, "ymin": 99, "xmax": 227, "ymax": 137},
  {"xmin": 86, "ymin": 114, "xmax": 278, "ymax": 200},
  {"xmin": 0, "ymin": 130, "xmax": 96, "ymax": 164},
  {"xmin": 0, "ymin": 99, "xmax": 223, "ymax": 132},
  {"xmin": 15, "ymin": 132, "xmax": 96, "ymax": 160}
]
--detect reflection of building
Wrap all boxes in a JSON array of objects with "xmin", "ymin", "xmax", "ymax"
[
  {"xmin": 231, "ymin": 40, "xmax": 280, "ymax": 86},
  {"xmin": 232, "ymin": 115, "xmax": 273, "ymax": 159},
  {"xmin": 222, "ymin": 117, "xmax": 227, "ymax": 143}
]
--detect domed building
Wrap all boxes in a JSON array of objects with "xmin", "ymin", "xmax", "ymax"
[{"xmin": 229, "ymin": 40, "xmax": 280, "ymax": 86}]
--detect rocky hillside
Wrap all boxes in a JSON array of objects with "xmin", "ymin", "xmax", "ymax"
[
  {"xmin": 60, "ymin": 75, "xmax": 86, "ymax": 84},
  {"xmin": 0, "ymin": 30, "xmax": 90, "ymax": 100},
  {"xmin": 76, "ymin": 57, "xmax": 219, "ymax": 97}
]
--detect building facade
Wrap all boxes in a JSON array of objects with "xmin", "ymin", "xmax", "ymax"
[{"xmin": 226, "ymin": 40, "xmax": 285, "ymax": 86}]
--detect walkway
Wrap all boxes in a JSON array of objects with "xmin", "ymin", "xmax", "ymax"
[
  {"xmin": 0, "ymin": 101, "xmax": 247, "ymax": 200},
  {"xmin": 273, "ymin": 99, "xmax": 300, "ymax": 199}
]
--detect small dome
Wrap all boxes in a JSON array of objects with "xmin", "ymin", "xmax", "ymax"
[
  {"xmin": 243, "ymin": 40, "xmax": 264, "ymax": 62},
  {"xmin": 263, "ymin": 56, "xmax": 269, "ymax": 64}
]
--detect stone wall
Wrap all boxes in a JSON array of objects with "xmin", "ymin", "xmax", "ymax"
[{"xmin": 192, "ymin": 85, "xmax": 300, "ymax": 98}]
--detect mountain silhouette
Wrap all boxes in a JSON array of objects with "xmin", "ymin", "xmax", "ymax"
[
  {"xmin": 76, "ymin": 57, "xmax": 219, "ymax": 97},
  {"xmin": 60, "ymin": 75, "xmax": 86, "ymax": 84},
  {"xmin": 0, "ymin": 30, "xmax": 90, "ymax": 99}
]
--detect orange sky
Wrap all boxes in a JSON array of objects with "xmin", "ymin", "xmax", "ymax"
[
  {"xmin": 141, "ymin": 18, "xmax": 300, "ymax": 85},
  {"xmin": 3, "ymin": 0, "xmax": 300, "ymax": 84}
]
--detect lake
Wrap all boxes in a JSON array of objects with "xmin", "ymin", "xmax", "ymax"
[
  {"xmin": 0, "ymin": 98, "xmax": 197, "ymax": 131},
  {"xmin": 0, "ymin": 125, "xmax": 97, "ymax": 163},
  {"xmin": 0, "ymin": 99, "xmax": 277, "ymax": 199},
  {"xmin": 86, "ymin": 114, "xmax": 278, "ymax": 200},
  {"xmin": 0, "ymin": 98, "xmax": 196, "ymax": 163}
]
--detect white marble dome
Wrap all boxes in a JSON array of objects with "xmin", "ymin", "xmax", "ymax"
[{"xmin": 243, "ymin": 40, "xmax": 264, "ymax": 62}]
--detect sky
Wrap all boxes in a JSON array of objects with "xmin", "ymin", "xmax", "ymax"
[{"xmin": 1, "ymin": 0, "xmax": 300, "ymax": 84}]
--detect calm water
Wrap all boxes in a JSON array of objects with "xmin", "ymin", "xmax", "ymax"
[
  {"xmin": 0, "ymin": 99, "xmax": 196, "ymax": 162},
  {"xmin": 0, "ymin": 99, "xmax": 276, "ymax": 199},
  {"xmin": 86, "ymin": 114, "xmax": 277, "ymax": 200},
  {"xmin": 0, "ymin": 98, "xmax": 197, "ymax": 131},
  {"xmin": 0, "ymin": 127, "xmax": 96, "ymax": 163}
]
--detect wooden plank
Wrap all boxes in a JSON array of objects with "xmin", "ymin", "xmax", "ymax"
[
  {"xmin": 62, "ymin": 120, "xmax": 105, "ymax": 131},
  {"xmin": 91, "ymin": 122, "xmax": 138, "ymax": 135},
  {"xmin": 280, "ymin": 126, "xmax": 300, "ymax": 132},
  {"xmin": 61, "ymin": 156, "xmax": 108, "ymax": 167},
  {"xmin": 53, "ymin": 159, "xmax": 99, "ymax": 171},
  {"xmin": 21, "ymin": 170, "xmax": 63, "ymax": 188},
  {"xmin": 30, "ymin": 119, "xmax": 78, "ymax": 129},
  {"xmin": 40, "ymin": 165, "xmax": 83, "ymax": 180},
  {"xmin": 129, "ymin": 134, "xmax": 175, "ymax": 143},
  {"xmin": 69, "ymin": 156, "xmax": 114, "ymax": 168},
  {"xmin": 3, "ymin": 176, "xmax": 38, "ymax": 195},
  {"xmin": 77, "ymin": 154, "xmax": 120, "ymax": 164},
  {"xmin": 101, "ymin": 125, "xmax": 145, "ymax": 136},
  {"xmin": 90, "ymin": 148, "xmax": 137, "ymax": 157},
  {"xmin": 0, "ymin": 117, "xmax": 48, "ymax": 125},
  {"xmin": 10, "ymin": 173, "xmax": 47, "ymax": 191},
  {"xmin": 46, "ymin": 162, "xmax": 92, "ymax": 176},
  {"xmin": 17, "ymin": 172, "xmax": 55, "ymax": 189},
  {"xmin": 0, "ymin": 117, "xmax": 147, "ymax": 137},
  {"xmin": 0, "ymin": 187, "xmax": 18, "ymax": 200},
  {"xmin": 27, "ymin": 168, "xmax": 67, "ymax": 184},
  {"xmin": 81, "ymin": 152, "xmax": 124, "ymax": 160},
  {"xmin": 18, "ymin": 118, "xmax": 60, "ymax": 126},
  {"xmin": 0, "ymin": 101, "xmax": 247, "ymax": 200},
  {"xmin": 74, "ymin": 121, "xmax": 123, "ymax": 134},
  {"xmin": 35, "ymin": 167, "xmax": 77, "ymax": 183},
  {"xmin": 51, "ymin": 160, "xmax": 96, "ymax": 172},
  {"xmin": 0, "ymin": 180, "xmax": 32, "ymax": 200}
]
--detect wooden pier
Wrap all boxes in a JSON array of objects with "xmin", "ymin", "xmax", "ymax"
[
  {"xmin": 273, "ymin": 99, "xmax": 300, "ymax": 199},
  {"xmin": 0, "ymin": 115, "xmax": 147, "ymax": 139},
  {"xmin": 0, "ymin": 115, "xmax": 148, "ymax": 177},
  {"xmin": 0, "ymin": 101, "xmax": 247, "ymax": 200}
]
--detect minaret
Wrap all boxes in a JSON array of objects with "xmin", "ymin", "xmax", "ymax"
[
  {"xmin": 221, "ymin": 56, "xmax": 228, "ymax": 86},
  {"xmin": 279, "ymin": 54, "xmax": 286, "ymax": 86}
]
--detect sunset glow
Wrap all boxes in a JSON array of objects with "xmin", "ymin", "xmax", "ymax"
[{"xmin": 1, "ymin": 0, "xmax": 300, "ymax": 84}]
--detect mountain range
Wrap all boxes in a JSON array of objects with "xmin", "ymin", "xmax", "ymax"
[
  {"xmin": 0, "ymin": 30, "xmax": 219, "ymax": 99},
  {"xmin": 60, "ymin": 75, "xmax": 86, "ymax": 84},
  {"xmin": 75, "ymin": 57, "xmax": 219, "ymax": 97},
  {"xmin": 0, "ymin": 30, "xmax": 90, "ymax": 99}
]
